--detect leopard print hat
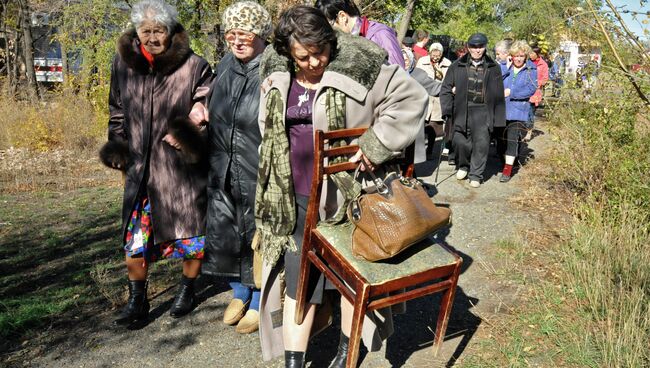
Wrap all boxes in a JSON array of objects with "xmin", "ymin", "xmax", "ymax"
[{"xmin": 222, "ymin": 1, "xmax": 272, "ymax": 41}]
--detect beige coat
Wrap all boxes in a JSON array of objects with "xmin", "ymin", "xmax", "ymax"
[
  {"xmin": 256, "ymin": 36, "xmax": 427, "ymax": 361},
  {"xmin": 415, "ymin": 56, "xmax": 452, "ymax": 123}
]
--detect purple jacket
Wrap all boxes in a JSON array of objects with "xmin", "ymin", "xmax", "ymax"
[
  {"xmin": 503, "ymin": 60, "xmax": 538, "ymax": 122},
  {"xmin": 360, "ymin": 18, "xmax": 405, "ymax": 69}
]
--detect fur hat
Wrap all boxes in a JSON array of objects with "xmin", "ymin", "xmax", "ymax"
[{"xmin": 222, "ymin": 1, "xmax": 272, "ymax": 40}]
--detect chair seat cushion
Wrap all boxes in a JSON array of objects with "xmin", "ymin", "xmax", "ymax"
[{"xmin": 315, "ymin": 223, "xmax": 457, "ymax": 285}]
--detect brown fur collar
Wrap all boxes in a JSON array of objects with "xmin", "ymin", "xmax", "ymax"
[{"xmin": 117, "ymin": 24, "xmax": 192, "ymax": 75}]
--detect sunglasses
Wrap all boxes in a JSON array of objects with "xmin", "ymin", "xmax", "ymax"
[{"xmin": 225, "ymin": 30, "xmax": 256, "ymax": 45}]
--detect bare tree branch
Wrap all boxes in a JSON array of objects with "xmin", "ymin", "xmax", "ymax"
[
  {"xmin": 605, "ymin": 0, "xmax": 649, "ymax": 61},
  {"xmin": 586, "ymin": 0, "xmax": 649, "ymax": 106}
]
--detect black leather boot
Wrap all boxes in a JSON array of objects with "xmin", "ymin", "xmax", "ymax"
[
  {"xmin": 285, "ymin": 351, "xmax": 305, "ymax": 368},
  {"xmin": 114, "ymin": 280, "xmax": 149, "ymax": 325},
  {"xmin": 328, "ymin": 332, "xmax": 350, "ymax": 368},
  {"xmin": 169, "ymin": 275, "xmax": 196, "ymax": 318}
]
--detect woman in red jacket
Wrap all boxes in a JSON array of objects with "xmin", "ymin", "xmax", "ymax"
[{"xmin": 526, "ymin": 45, "xmax": 548, "ymax": 141}]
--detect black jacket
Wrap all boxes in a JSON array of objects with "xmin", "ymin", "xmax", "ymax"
[
  {"xmin": 202, "ymin": 52, "xmax": 262, "ymax": 285},
  {"xmin": 440, "ymin": 53, "xmax": 506, "ymax": 135}
]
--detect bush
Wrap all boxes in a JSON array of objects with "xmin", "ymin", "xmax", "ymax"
[
  {"xmin": 547, "ymin": 71, "xmax": 650, "ymax": 366},
  {"xmin": 0, "ymin": 88, "xmax": 105, "ymax": 152}
]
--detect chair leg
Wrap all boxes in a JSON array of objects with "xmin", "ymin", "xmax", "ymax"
[
  {"xmin": 346, "ymin": 285, "xmax": 369, "ymax": 368},
  {"xmin": 294, "ymin": 249, "xmax": 312, "ymax": 325},
  {"xmin": 432, "ymin": 269, "xmax": 460, "ymax": 357}
]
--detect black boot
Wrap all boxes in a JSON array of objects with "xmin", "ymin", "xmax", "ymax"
[
  {"xmin": 328, "ymin": 333, "xmax": 350, "ymax": 368},
  {"xmin": 285, "ymin": 351, "xmax": 305, "ymax": 368},
  {"xmin": 114, "ymin": 280, "xmax": 149, "ymax": 325},
  {"xmin": 169, "ymin": 275, "xmax": 196, "ymax": 318}
]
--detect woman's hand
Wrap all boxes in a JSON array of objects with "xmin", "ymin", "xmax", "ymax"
[
  {"xmin": 189, "ymin": 102, "xmax": 209, "ymax": 126},
  {"xmin": 349, "ymin": 150, "xmax": 375, "ymax": 172},
  {"xmin": 504, "ymin": 88, "xmax": 511, "ymax": 97},
  {"xmin": 163, "ymin": 134, "xmax": 181, "ymax": 150}
]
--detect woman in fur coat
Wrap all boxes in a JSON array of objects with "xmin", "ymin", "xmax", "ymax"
[
  {"xmin": 255, "ymin": 6, "xmax": 427, "ymax": 367},
  {"xmin": 98, "ymin": 0, "xmax": 212, "ymax": 325}
]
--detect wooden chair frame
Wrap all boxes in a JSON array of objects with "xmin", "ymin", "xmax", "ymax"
[{"xmin": 295, "ymin": 128, "xmax": 463, "ymax": 367}]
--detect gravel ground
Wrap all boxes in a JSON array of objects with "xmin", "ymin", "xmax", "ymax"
[{"xmin": 15, "ymin": 123, "xmax": 548, "ymax": 368}]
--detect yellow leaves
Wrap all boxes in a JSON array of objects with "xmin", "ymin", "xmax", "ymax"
[{"xmin": 10, "ymin": 108, "xmax": 63, "ymax": 152}]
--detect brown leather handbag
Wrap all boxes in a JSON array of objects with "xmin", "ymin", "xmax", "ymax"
[{"xmin": 347, "ymin": 167, "xmax": 451, "ymax": 262}]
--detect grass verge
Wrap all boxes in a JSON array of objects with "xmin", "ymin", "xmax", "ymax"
[
  {"xmin": 0, "ymin": 186, "xmax": 181, "ymax": 355},
  {"xmin": 460, "ymin": 76, "xmax": 649, "ymax": 367}
]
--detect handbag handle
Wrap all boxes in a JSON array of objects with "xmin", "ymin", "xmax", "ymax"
[{"xmin": 355, "ymin": 160, "xmax": 390, "ymax": 196}]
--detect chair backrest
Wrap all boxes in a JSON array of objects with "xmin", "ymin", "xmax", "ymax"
[
  {"xmin": 302, "ymin": 128, "xmax": 366, "ymax": 247},
  {"xmin": 302, "ymin": 128, "xmax": 414, "ymax": 247}
]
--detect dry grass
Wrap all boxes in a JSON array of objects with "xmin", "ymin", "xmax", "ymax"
[
  {"xmin": 0, "ymin": 147, "xmax": 121, "ymax": 193},
  {"xmin": 0, "ymin": 90, "xmax": 106, "ymax": 152},
  {"xmin": 0, "ymin": 89, "xmax": 119, "ymax": 193}
]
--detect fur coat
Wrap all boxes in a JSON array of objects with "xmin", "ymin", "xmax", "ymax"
[
  {"xmin": 257, "ymin": 33, "xmax": 427, "ymax": 361},
  {"xmin": 99, "ymin": 25, "xmax": 213, "ymax": 244}
]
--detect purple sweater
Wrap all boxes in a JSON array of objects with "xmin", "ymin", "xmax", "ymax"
[{"xmin": 358, "ymin": 18, "xmax": 405, "ymax": 69}]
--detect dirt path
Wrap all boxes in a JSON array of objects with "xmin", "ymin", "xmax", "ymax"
[{"xmin": 7, "ymin": 121, "xmax": 550, "ymax": 368}]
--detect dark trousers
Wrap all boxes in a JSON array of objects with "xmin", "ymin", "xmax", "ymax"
[
  {"xmin": 453, "ymin": 105, "xmax": 490, "ymax": 181},
  {"xmin": 496, "ymin": 120, "xmax": 526, "ymax": 158}
]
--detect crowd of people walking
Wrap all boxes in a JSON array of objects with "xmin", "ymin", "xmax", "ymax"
[{"xmin": 98, "ymin": 0, "xmax": 552, "ymax": 366}]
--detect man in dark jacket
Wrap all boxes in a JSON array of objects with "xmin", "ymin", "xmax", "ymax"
[{"xmin": 440, "ymin": 33, "xmax": 505, "ymax": 187}]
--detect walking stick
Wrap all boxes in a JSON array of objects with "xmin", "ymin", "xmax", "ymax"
[{"xmin": 433, "ymin": 121, "xmax": 446, "ymax": 186}]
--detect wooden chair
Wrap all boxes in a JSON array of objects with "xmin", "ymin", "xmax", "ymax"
[{"xmin": 295, "ymin": 128, "xmax": 463, "ymax": 367}]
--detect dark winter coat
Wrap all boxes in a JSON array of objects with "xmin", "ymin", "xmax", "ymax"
[
  {"xmin": 99, "ymin": 25, "xmax": 213, "ymax": 244},
  {"xmin": 201, "ymin": 52, "xmax": 262, "ymax": 285},
  {"xmin": 439, "ymin": 53, "xmax": 506, "ymax": 137}
]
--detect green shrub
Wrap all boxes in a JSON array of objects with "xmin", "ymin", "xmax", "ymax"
[{"xmin": 547, "ymin": 71, "xmax": 650, "ymax": 366}]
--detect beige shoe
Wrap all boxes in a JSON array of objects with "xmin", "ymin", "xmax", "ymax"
[
  {"xmin": 223, "ymin": 299, "xmax": 249, "ymax": 325},
  {"xmin": 469, "ymin": 180, "xmax": 481, "ymax": 188},
  {"xmin": 235, "ymin": 309, "xmax": 259, "ymax": 334},
  {"xmin": 456, "ymin": 169, "xmax": 468, "ymax": 180}
]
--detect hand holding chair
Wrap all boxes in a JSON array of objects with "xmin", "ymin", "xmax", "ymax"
[{"xmin": 295, "ymin": 128, "xmax": 463, "ymax": 367}]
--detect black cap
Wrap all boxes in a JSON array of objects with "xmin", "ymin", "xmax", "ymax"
[
  {"xmin": 402, "ymin": 36, "xmax": 415, "ymax": 47},
  {"xmin": 467, "ymin": 33, "xmax": 488, "ymax": 47}
]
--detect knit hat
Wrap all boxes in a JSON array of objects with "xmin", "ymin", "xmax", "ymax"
[
  {"xmin": 402, "ymin": 36, "xmax": 415, "ymax": 48},
  {"xmin": 222, "ymin": 1, "xmax": 272, "ymax": 40},
  {"xmin": 429, "ymin": 42, "xmax": 444, "ymax": 53}
]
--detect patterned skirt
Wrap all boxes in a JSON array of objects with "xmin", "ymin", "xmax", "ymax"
[{"xmin": 124, "ymin": 196, "xmax": 204, "ymax": 263}]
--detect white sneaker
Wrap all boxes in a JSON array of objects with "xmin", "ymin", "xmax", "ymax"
[
  {"xmin": 469, "ymin": 180, "xmax": 480, "ymax": 188},
  {"xmin": 456, "ymin": 169, "xmax": 468, "ymax": 180}
]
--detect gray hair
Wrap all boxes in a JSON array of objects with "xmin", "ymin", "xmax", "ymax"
[
  {"xmin": 131, "ymin": 0, "xmax": 178, "ymax": 32},
  {"xmin": 495, "ymin": 40, "xmax": 512, "ymax": 54}
]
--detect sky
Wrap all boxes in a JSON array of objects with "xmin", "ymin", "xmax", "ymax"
[{"xmin": 609, "ymin": 0, "xmax": 649, "ymax": 41}]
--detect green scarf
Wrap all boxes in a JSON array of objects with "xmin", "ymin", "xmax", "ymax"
[
  {"xmin": 254, "ymin": 33, "xmax": 388, "ymax": 266},
  {"xmin": 254, "ymin": 87, "xmax": 351, "ymax": 266}
]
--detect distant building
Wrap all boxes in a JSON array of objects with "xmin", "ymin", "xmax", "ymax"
[{"xmin": 558, "ymin": 40, "xmax": 601, "ymax": 77}]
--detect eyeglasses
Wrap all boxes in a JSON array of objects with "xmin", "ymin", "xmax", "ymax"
[{"xmin": 225, "ymin": 30, "xmax": 256, "ymax": 45}]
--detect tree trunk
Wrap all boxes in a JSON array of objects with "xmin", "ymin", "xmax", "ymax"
[
  {"xmin": 60, "ymin": 41, "xmax": 68, "ymax": 82},
  {"xmin": 396, "ymin": 0, "xmax": 416, "ymax": 42},
  {"xmin": 10, "ymin": 29, "xmax": 19, "ymax": 96},
  {"xmin": 1, "ymin": 0, "xmax": 10, "ymax": 92},
  {"xmin": 18, "ymin": 0, "xmax": 40, "ymax": 101}
]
